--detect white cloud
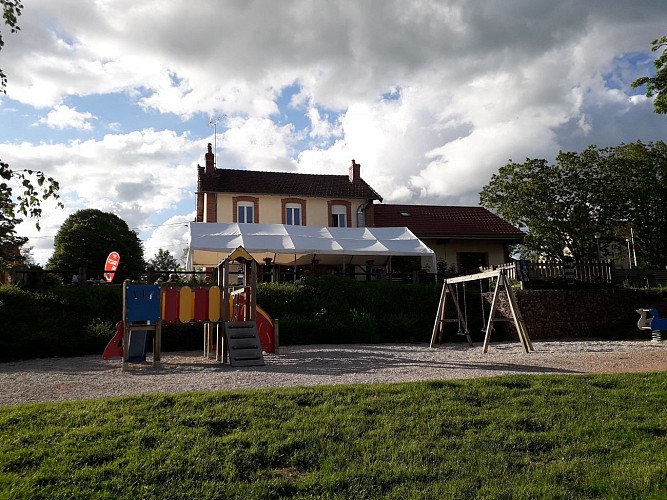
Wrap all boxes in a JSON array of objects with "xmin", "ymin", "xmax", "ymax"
[
  {"xmin": 5, "ymin": 129, "xmax": 202, "ymax": 264},
  {"xmin": 37, "ymin": 104, "xmax": 96, "ymax": 130},
  {"xmin": 217, "ymin": 117, "xmax": 297, "ymax": 171},
  {"xmin": 143, "ymin": 213, "xmax": 194, "ymax": 264},
  {"xmin": 3, "ymin": 0, "xmax": 667, "ymax": 262}
]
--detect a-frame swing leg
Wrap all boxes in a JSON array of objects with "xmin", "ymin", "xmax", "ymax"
[
  {"xmin": 431, "ymin": 282, "xmax": 473, "ymax": 347},
  {"xmin": 482, "ymin": 275, "xmax": 502, "ymax": 353},
  {"xmin": 430, "ymin": 283, "xmax": 448, "ymax": 347},
  {"xmin": 503, "ymin": 275, "xmax": 533, "ymax": 353},
  {"xmin": 483, "ymin": 270, "xmax": 533, "ymax": 353}
]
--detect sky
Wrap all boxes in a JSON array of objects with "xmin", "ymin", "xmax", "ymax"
[{"xmin": 1, "ymin": 0, "xmax": 666, "ymax": 266}]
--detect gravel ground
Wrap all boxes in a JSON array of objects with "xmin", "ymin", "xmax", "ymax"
[{"xmin": 1, "ymin": 340, "xmax": 665, "ymax": 406}]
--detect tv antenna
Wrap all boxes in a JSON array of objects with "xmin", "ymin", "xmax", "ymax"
[{"xmin": 208, "ymin": 116, "xmax": 223, "ymax": 166}]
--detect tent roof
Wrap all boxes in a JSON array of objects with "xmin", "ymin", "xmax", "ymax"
[{"xmin": 187, "ymin": 222, "xmax": 435, "ymax": 268}]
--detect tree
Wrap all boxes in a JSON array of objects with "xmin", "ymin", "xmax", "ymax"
[
  {"xmin": 480, "ymin": 142, "xmax": 667, "ymax": 267},
  {"xmin": 0, "ymin": 0, "xmax": 62, "ymax": 272},
  {"xmin": 47, "ymin": 209, "xmax": 145, "ymax": 282},
  {"xmin": 631, "ymin": 36, "xmax": 667, "ymax": 114},
  {"xmin": 0, "ymin": 0, "xmax": 23, "ymax": 93},
  {"xmin": 148, "ymin": 248, "xmax": 179, "ymax": 271}
]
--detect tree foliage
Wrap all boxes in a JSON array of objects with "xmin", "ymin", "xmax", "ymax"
[
  {"xmin": 480, "ymin": 141, "xmax": 667, "ymax": 267},
  {"xmin": 0, "ymin": 0, "xmax": 23, "ymax": 93},
  {"xmin": 148, "ymin": 248, "xmax": 179, "ymax": 271},
  {"xmin": 1, "ymin": 152, "xmax": 62, "ymax": 272},
  {"xmin": 631, "ymin": 35, "xmax": 667, "ymax": 114},
  {"xmin": 0, "ymin": 0, "xmax": 62, "ymax": 271},
  {"xmin": 47, "ymin": 209, "xmax": 145, "ymax": 282}
]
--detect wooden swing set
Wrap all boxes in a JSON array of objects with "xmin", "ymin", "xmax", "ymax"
[{"xmin": 430, "ymin": 267, "xmax": 534, "ymax": 353}]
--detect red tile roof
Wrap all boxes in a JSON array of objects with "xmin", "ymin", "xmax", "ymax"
[
  {"xmin": 199, "ymin": 168, "xmax": 383, "ymax": 201},
  {"xmin": 370, "ymin": 204, "xmax": 524, "ymax": 239}
]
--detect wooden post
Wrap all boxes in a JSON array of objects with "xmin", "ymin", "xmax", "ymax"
[
  {"xmin": 274, "ymin": 318, "xmax": 280, "ymax": 355},
  {"xmin": 482, "ymin": 275, "xmax": 502, "ymax": 353}
]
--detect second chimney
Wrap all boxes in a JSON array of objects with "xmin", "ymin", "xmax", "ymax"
[
  {"xmin": 205, "ymin": 143, "xmax": 215, "ymax": 173},
  {"xmin": 349, "ymin": 159, "xmax": 360, "ymax": 182}
]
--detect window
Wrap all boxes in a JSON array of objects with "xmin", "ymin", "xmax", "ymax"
[
  {"xmin": 237, "ymin": 202, "xmax": 254, "ymax": 224},
  {"xmin": 357, "ymin": 204, "xmax": 365, "ymax": 227},
  {"xmin": 285, "ymin": 203, "xmax": 302, "ymax": 225},
  {"xmin": 457, "ymin": 252, "xmax": 489, "ymax": 275},
  {"xmin": 331, "ymin": 204, "xmax": 347, "ymax": 227},
  {"xmin": 281, "ymin": 198, "xmax": 306, "ymax": 225},
  {"xmin": 233, "ymin": 196, "xmax": 259, "ymax": 223}
]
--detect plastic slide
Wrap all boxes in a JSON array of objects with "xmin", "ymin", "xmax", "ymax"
[
  {"xmin": 102, "ymin": 320, "xmax": 150, "ymax": 361},
  {"xmin": 102, "ymin": 321, "xmax": 124, "ymax": 360},
  {"xmin": 256, "ymin": 305, "xmax": 276, "ymax": 353}
]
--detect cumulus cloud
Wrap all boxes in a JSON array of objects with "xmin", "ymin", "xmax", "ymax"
[
  {"xmin": 3, "ymin": 0, "xmax": 667, "ymax": 262},
  {"xmin": 143, "ymin": 213, "xmax": 194, "ymax": 264},
  {"xmin": 5, "ymin": 129, "xmax": 201, "ymax": 263},
  {"xmin": 37, "ymin": 104, "xmax": 96, "ymax": 130}
]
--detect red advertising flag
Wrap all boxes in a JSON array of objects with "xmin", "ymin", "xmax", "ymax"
[{"xmin": 104, "ymin": 251, "xmax": 120, "ymax": 282}]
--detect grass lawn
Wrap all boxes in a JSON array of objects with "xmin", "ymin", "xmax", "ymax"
[{"xmin": 1, "ymin": 372, "xmax": 666, "ymax": 499}]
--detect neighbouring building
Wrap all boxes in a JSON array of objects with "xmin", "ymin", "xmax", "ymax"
[{"xmin": 367, "ymin": 204, "xmax": 524, "ymax": 274}]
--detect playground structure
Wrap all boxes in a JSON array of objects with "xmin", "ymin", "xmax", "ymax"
[
  {"xmin": 103, "ymin": 246, "xmax": 277, "ymax": 369},
  {"xmin": 636, "ymin": 308, "xmax": 665, "ymax": 342},
  {"xmin": 431, "ymin": 267, "xmax": 534, "ymax": 353}
]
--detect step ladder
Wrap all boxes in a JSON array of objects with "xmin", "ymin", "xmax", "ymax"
[{"xmin": 223, "ymin": 321, "xmax": 265, "ymax": 367}]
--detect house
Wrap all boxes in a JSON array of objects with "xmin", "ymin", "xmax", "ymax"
[
  {"xmin": 193, "ymin": 144, "xmax": 523, "ymax": 278},
  {"xmin": 196, "ymin": 144, "xmax": 382, "ymax": 228},
  {"xmin": 366, "ymin": 204, "xmax": 525, "ymax": 274}
]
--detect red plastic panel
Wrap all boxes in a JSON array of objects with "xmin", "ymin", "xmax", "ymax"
[
  {"xmin": 193, "ymin": 287, "xmax": 209, "ymax": 323},
  {"xmin": 162, "ymin": 287, "xmax": 180, "ymax": 324}
]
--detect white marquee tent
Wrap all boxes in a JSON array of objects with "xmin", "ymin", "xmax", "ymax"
[{"xmin": 186, "ymin": 222, "xmax": 436, "ymax": 271}]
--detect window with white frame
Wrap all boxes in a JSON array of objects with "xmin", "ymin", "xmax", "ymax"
[
  {"xmin": 285, "ymin": 203, "xmax": 302, "ymax": 225},
  {"xmin": 237, "ymin": 202, "xmax": 255, "ymax": 223},
  {"xmin": 356, "ymin": 204, "xmax": 365, "ymax": 227},
  {"xmin": 331, "ymin": 204, "xmax": 347, "ymax": 227}
]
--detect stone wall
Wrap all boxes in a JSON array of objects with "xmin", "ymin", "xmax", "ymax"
[{"xmin": 488, "ymin": 289, "xmax": 667, "ymax": 340}]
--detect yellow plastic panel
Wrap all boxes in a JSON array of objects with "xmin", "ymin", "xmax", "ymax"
[
  {"xmin": 208, "ymin": 286, "xmax": 221, "ymax": 322},
  {"xmin": 178, "ymin": 286, "xmax": 193, "ymax": 323}
]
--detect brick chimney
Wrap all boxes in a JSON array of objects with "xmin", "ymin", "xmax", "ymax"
[
  {"xmin": 349, "ymin": 159, "xmax": 360, "ymax": 182},
  {"xmin": 205, "ymin": 143, "xmax": 215, "ymax": 173}
]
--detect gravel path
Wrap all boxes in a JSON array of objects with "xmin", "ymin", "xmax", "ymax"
[{"xmin": 1, "ymin": 340, "xmax": 665, "ymax": 406}]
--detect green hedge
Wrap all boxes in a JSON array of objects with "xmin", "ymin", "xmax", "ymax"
[
  {"xmin": 258, "ymin": 276, "xmax": 443, "ymax": 344},
  {"xmin": 0, "ymin": 277, "xmax": 447, "ymax": 361}
]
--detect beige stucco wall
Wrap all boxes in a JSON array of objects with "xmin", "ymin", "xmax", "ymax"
[{"xmin": 216, "ymin": 193, "xmax": 368, "ymax": 227}]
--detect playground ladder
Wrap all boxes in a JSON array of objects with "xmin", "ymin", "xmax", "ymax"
[{"xmin": 223, "ymin": 321, "xmax": 265, "ymax": 367}]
